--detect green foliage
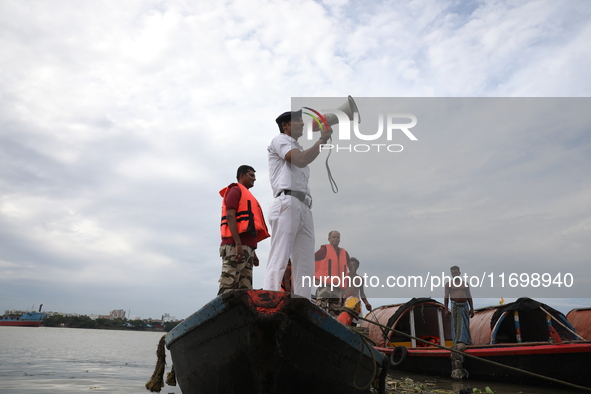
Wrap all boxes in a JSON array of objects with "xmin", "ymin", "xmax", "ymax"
[
  {"xmin": 129, "ymin": 319, "xmax": 147, "ymax": 330},
  {"xmin": 96, "ymin": 317, "xmax": 127, "ymax": 329},
  {"xmin": 163, "ymin": 320, "xmax": 182, "ymax": 332},
  {"xmin": 42, "ymin": 315, "xmax": 98, "ymax": 328},
  {"xmin": 41, "ymin": 315, "xmax": 167, "ymax": 331}
]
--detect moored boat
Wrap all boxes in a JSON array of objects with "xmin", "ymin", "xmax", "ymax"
[
  {"xmin": 360, "ymin": 297, "xmax": 591, "ymax": 389},
  {"xmin": 0, "ymin": 311, "xmax": 46, "ymax": 327},
  {"xmin": 566, "ymin": 307, "xmax": 591, "ymax": 341},
  {"xmin": 361, "ymin": 298, "xmax": 453, "ymax": 349},
  {"xmin": 164, "ymin": 289, "xmax": 387, "ymax": 394},
  {"xmin": 470, "ymin": 297, "xmax": 578, "ymax": 345}
]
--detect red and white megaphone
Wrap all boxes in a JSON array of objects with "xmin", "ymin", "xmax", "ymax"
[{"xmin": 304, "ymin": 95, "xmax": 361, "ymax": 132}]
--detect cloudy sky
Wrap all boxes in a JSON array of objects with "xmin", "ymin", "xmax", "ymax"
[{"xmin": 1, "ymin": 0, "xmax": 590, "ymax": 319}]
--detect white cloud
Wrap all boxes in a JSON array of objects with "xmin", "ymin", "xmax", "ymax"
[{"xmin": 1, "ymin": 0, "xmax": 590, "ymax": 318}]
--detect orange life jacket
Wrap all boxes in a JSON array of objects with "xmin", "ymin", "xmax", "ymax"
[
  {"xmin": 418, "ymin": 335, "xmax": 440, "ymax": 347},
  {"xmin": 220, "ymin": 183, "xmax": 270, "ymax": 242},
  {"xmin": 314, "ymin": 245, "xmax": 348, "ymax": 288}
]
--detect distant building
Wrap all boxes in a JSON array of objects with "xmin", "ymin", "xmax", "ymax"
[
  {"xmin": 46, "ymin": 311, "xmax": 79, "ymax": 317},
  {"xmin": 3, "ymin": 309, "xmax": 78, "ymax": 317},
  {"xmin": 161, "ymin": 313, "xmax": 177, "ymax": 323},
  {"xmin": 2, "ymin": 309, "xmax": 73, "ymax": 316},
  {"xmin": 109, "ymin": 309, "xmax": 126, "ymax": 319}
]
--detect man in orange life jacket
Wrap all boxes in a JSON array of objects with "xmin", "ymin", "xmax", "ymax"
[
  {"xmin": 314, "ymin": 230, "xmax": 350, "ymax": 316},
  {"xmin": 218, "ymin": 165, "xmax": 270, "ymax": 295}
]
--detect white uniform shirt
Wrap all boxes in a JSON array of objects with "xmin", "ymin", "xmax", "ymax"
[{"xmin": 268, "ymin": 133, "xmax": 311, "ymax": 198}]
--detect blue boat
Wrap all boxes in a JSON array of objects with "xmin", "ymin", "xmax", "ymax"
[
  {"xmin": 0, "ymin": 312, "xmax": 46, "ymax": 327},
  {"xmin": 165, "ymin": 290, "xmax": 387, "ymax": 394}
]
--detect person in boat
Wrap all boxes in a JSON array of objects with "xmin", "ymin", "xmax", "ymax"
[
  {"xmin": 342, "ymin": 257, "xmax": 372, "ymax": 313},
  {"xmin": 444, "ymin": 265, "xmax": 474, "ymax": 345},
  {"xmin": 263, "ymin": 110, "xmax": 333, "ymax": 299},
  {"xmin": 218, "ymin": 165, "xmax": 270, "ymax": 295},
  {"xmin": 314, "ymin": 230, "xmax": 351, "ymax": 316}
]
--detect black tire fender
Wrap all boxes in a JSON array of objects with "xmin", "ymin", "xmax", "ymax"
[{"xmin": 390, "ymin": 345, "xmax": 408, "ymax": 368}]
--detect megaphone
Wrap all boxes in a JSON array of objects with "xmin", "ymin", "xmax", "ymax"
[{"xmin": 307, "ymin": 95, "xmax": 361, "ymax": 131}]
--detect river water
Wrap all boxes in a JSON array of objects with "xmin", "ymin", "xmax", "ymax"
[
  {"xmin": 0, "ymin": 326, "xmax": 585, "ymax": 393},
  {"xmin": 0, "ymin": 326, "xmax": 181, "ymax": 394}
]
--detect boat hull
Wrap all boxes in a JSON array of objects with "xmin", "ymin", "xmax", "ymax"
[
  {"xmin": 378, "ymin": 342, "xmax": 591, "ymax": 388},
  {"xmin": 0, "ymin": 320, "xmax": 43, "ymax": 327},
  {"xmin": 0, "ymin": 312, "xmax": 45, "ymax": 327},
  {"xmin": 567, "ymin": 307, "xmax": 591, "ymax": 340},
  {"xmin": 166, "ymin": 290, "xmax": 386, "ymax": 394}
]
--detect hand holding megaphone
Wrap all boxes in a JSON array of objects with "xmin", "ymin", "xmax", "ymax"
[
  {"xmin": 304, "ymin": 95, "xmax": 361, "ymax": 132},
  {"xmin": 303, "ymin": 96, "xmax": 361, "ymax": 193},
  {"xmin": 318, "ymin": 124, "xmax": 333, "ymax": 143},
  {"xmin": 301, "ymin": 96, "xmax": 360, "ymax": 194}
]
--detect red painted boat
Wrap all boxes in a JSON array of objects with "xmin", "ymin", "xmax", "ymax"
[
  {"xmin": 566, "ymin": 307, "xmax": 591, "ymax": 340},
  {"xmin": 360, "ymin": 297, "xmax": 591, "ymax": 389}
]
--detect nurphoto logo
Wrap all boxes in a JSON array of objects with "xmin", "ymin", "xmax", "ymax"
[{"xmin": 304, "ymin": 106, "xmax": 418, "ymax": 153}]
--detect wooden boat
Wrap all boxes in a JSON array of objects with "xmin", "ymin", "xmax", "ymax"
[
  {"xmin": 360, "ymin": 297, "xmax": 591, "ymax": 389},
  {"xmin": 360, "ymin": 298, "xmax": 453, "ymax": 349},
  {"xmin": 164, "ymin": 289, "xmax": 387, "ymax": 394},
  {"xmin": 470, "ymin": 297, "xmax": 578, "ymax": 345},
  {"xmin": 566, "ymin": 307, "xmax": 591, "ymax": 340}
]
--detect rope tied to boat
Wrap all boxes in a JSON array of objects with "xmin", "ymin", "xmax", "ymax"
[
  {"xmin": 145, "ymin": 334, "xmax": 177, "ymax": 392},
  {"xmin": 145, "ymin": 335, "xmax": 167, "ymax": 392},
  {"xmin": 540, "ymin": 306, "xmax": 586, "ymax": 341},
  {"xmin": 357, "ymin": 314, "xmax": 591, "ymax": 392},
  {"xmin": 341, "ymin": 305, "xmax": 360, "ymax": 319},
  {"xmin": 165, "ymin": 364, "xmax": 176, "ymax": 387},
  {"xmin": 351, "ymin": 333, "xmax": 378, "ymax": 391},
  {"xmin": 338, "ymin": 305, "xmax": 386, "ymax": 393}
]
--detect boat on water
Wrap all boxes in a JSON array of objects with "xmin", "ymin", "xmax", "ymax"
[
  {"xmin": 360, "ymin": 297, "xmax": 591, "ymax": 389},
  {"xmin": 0, "ymin": 311, "xmax": 46, "ymax": 327},
  {"xmin": 566, "ymin": 307, "xmax": 591, "ymax": 340},
  {"xmin": 164, "ymin": 289, "xmax": 388, "ymax": 394},
  {"xmin": 470, "ymin": 297, "xmax": 580, "ymax": 344},
  {"xmin": 360, "ymin": 298, "xmax": 453, "ymax": 349}
]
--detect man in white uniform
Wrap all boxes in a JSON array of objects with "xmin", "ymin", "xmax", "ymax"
[{"xmin": 263, "ymin": 109, "xmax": 333, "ymax": 299}]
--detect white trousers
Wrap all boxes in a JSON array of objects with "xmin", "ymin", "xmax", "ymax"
[{"xmin": 263, "ymin": 194, "xmax": 314, "ymax": 299}]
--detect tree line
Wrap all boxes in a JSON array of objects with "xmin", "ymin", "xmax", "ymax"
[{"xmin": 42, "ymin": 314, "xmax": 181, "ymax": 332}]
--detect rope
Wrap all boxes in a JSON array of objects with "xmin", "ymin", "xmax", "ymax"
[
  {"xmin": 165, "ymin": 364, "xmax": 177, "ymax": 386},
  {"xmin": 341, "ymin": 306, "xmax": 360, "ymax": 318},
  {"xmin": 351, "ymin": 333, "xmax": 377, "ymax": 391},
  {"xmin": 540, "ymin": 306, "xmax": 586, "ymax": 341},
  {"xmin": 357, "ymin": 314, "xmax": 591, "ymax": 392},
  {"xmin": 340, "ymin": 305, "xmax": 384, "ymax": 391},
  {"xmin": 145, "ymin": 334, "xmax": 167, "ymax": 392}
]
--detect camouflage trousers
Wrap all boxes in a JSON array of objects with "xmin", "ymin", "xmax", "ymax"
[
  {"xmin": 315, "ymin": 286, "xmax": 344, "ymax": 317},
  {"xmin": 217, "ymin": 244, "xmax": 255, "ymax": 295}
]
